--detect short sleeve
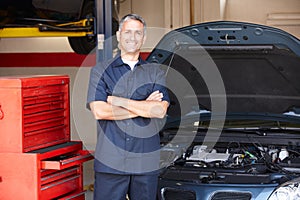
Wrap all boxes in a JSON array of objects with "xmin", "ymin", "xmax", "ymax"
[{"xmin": 86, "ymin": 63, "xmax": 108, "ymax": 110}]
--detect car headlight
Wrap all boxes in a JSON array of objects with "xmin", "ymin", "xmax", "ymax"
[{"xmin": 268, "ymin": 178, "xmax": 300, "ymax": 200}]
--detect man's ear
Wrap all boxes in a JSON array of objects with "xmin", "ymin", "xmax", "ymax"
[
  {"xmin": 116, "ymin": 31, "xmax": 120, "ymax": 42},
  {"xmin": 142, "ymin": 35, "xmax": 147, "ymax": 45}
]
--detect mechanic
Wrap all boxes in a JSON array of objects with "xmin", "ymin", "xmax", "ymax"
[{"xmin": 87, "ymin": 14, "xmax": 170, "ymax": 200}]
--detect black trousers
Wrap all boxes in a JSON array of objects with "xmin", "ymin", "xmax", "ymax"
[{"xmin": 93, "ymin": 172, "xmax": 158, "ymax": 200}]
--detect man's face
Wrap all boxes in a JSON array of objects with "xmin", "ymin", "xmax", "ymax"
[{"xmin": 117, "ymin": 19, "xmax": 146, "ymax": 54}]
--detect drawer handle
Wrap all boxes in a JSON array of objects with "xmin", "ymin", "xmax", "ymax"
[
  {"xmin": 41, "ymin": 175, "xmax": 80, "ymax": 191},
  {"xmin": 0, "ymin": 105, "xmax": 4, "ymax": 120}
]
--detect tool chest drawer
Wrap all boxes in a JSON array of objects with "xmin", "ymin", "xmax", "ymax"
[
  {"xmin": 41, "ymin": 167, "xmax": 81, "ymax": 199},
  {"xmin": 0, "ymin": 75, "xmax": 70, "ymax": 153},
  {"xmin": 42, "ymin": 150, "xmax": 93, "ymax": 170},
  {"xmin": 57, "ymin": 191, "xmax": 86, "ymax": 200}
]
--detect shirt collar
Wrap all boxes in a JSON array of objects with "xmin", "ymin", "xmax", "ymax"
[{"xmin": 111, "ymin": 54, "xmax": 148, "ymax": 70}]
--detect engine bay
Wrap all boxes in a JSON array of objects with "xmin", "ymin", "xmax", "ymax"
[
  {"xmin": 185, "ymin": 143, "xmax": 300, "ymax": 169},
  {"xmin": 160, "ymin": 140, "xmax": 300, "ymax": 184}
]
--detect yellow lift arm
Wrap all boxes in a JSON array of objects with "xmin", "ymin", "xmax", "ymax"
[{"xmin": 0, "ymin": 19, "xmax": 94, "ymax": 38}]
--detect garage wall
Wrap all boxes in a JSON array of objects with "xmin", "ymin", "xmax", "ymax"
[
  {"xmin": 223, "ymin": 0, "xmax": 300, "ymax": 38},
  {"xmin": 0, "ymin": 37, "xmax": 72, "ymax": 53},
  {"xmin": 224, "ymin": 0, "xmax": 300, "ymax": 24},
  {"xmin": 119, "ymin": 0, "xmax": 165, "ymax": 28}
]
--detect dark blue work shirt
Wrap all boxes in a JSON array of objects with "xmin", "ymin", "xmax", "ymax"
[{"xmin": 87, "ymin": 55, "xmax": 170, "ymax": 174}]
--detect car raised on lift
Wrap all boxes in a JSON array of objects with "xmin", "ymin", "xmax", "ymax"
[{"xmin": 0, "ymin": 0, "xmax": 119, "ymax": 54}]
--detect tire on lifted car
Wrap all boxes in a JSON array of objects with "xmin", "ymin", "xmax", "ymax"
[{"xmin": 68, "ymin": 0, "xmax": 119, "ymax": 55}]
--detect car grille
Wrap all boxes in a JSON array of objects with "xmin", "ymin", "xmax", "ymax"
[
  {"xmin": 161, "ymin": 187, "xmax": 196, "ymax": 200},
  {"xmin": 211, "ymin": 191, "xmax": 252, "ymax": 200}
]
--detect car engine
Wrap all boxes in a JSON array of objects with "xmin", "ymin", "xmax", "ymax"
[{"xmin": 160, "ymin": 141, "xmax": 300, "ymax": 184}]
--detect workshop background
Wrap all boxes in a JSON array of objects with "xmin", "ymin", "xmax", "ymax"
[{"xmin": 0, "ymin": 0, "xmax": 299, "ymax": 199}]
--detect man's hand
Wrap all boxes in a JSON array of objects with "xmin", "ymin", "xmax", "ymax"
[
  {"xmin": 107, "ymin": 90, "xmax": 164, "ymax": 106},
  {"xmin": 146, "ymin": 90, "xmax": 163, "ymax": 101}
]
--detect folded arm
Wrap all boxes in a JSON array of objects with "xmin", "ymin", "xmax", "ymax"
[
  {"xmin": 89, "ymin": 100, "xmax": 138, "ymax": 120},
  {"xmin": 108, "ymin": 91, "xmax": 169, "ymax": 119},
  {"xmin": 90, "ymin": 90, "xmax": 169, "ymax": 120}
]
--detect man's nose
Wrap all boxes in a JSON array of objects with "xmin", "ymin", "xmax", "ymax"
[{"xmin": 129, "ymin": 33, "xmax": 136, "ymax": 40}]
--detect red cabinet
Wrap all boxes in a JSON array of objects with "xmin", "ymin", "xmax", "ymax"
[{"xmin": 0, "ymin": 75, "xmax": 93, "ymax": 200}]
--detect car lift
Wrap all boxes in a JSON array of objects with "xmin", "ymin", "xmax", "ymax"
[{"xmin": 0, "ymin": 0, "xmax": 114, "ymax": 62}]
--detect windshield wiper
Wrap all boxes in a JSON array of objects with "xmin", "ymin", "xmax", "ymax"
[
  {"xmin": 221, "ymin": 127, "xmax": 269, "ymax": 136},
  {"xmin": 221, "ymin": 126, "xmax": 300, "ymax": 137}
]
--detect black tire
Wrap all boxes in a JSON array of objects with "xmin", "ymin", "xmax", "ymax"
[
  {"xmin": 68, "ymin": 0, "xmax": 119, "ymax": 55},
  {"xmin": 68, "ymin": 1, "xmax": 95, "ymax": 55}
]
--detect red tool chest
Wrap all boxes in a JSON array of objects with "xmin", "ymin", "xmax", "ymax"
[{"xmin": 0, "ymin": 75, "xmax": 93, "ymax": 200}]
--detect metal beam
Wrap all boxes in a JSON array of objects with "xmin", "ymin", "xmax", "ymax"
[{"xmin": 96, "ymin": 0, "xmax": 113, "ymax": 62}]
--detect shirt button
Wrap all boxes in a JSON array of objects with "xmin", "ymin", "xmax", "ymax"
[{"xmin": 126, "ymin": 138, "xmax": 130, "ymax": 141}]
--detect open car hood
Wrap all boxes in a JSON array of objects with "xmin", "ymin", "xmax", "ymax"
[{"xmin": 147, "ymin": 21, "xmax": 300, "ymax": 118}]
